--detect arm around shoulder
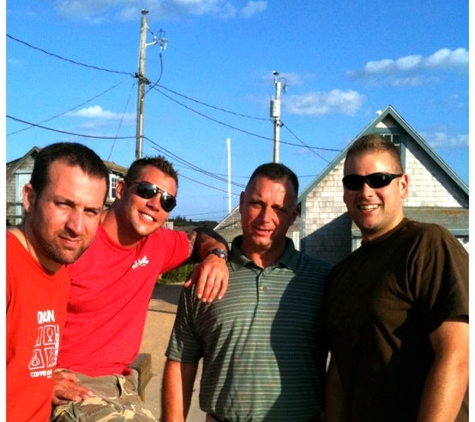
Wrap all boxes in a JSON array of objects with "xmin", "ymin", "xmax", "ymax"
[{"xmin": 184, "ymin": 227, "xmax": 229, "ymax": 303}]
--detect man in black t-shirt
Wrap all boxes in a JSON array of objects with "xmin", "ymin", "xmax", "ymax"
[{"xmin": 324, "ymin": 134, "xmax": 468, "ymax": 422}]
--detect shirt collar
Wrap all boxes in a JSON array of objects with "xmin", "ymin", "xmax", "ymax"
[{"xmin": 229, "ymin": 235, "xmax": 299, "ymax": 271}]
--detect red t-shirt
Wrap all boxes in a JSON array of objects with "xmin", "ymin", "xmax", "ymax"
[
  {"xmin": 7, "ymin": 232, "xmax": 71, "ymax": 422},
  {"xmin": 57, "ymin": 224, "xmax": 189, "ymax": 376}
]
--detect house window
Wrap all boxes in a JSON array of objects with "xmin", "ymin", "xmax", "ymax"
[
  {"xmin": 109, "ymin": 174, "xmax": 121, "ymax": 199},
  {"xmin": 15, "ymin": 173, "xmax": 31, "ymax": 225},
  {"xmin": 382, "ymin": 134, "xmax": 405, "ymax": 169},
  {"xmin": 383, "ymin": 134, "xmax": 401, "ymax": 150}
]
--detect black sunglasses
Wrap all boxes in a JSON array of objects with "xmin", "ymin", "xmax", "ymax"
[
  {"xmin": 130, "ymin": 181, "xmax": 177, "ymax": 212},
  {"xmin": 342, "ymin": 172, "xmax": 403, "ymax": 191}
]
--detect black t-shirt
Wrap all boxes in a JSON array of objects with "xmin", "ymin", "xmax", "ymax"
[{"xmin": 325, "ymin": 219, "xmax": 468, "ymax": 422}]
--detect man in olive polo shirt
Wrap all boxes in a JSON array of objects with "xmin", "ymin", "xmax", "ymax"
[{"xmin": 161, "ymin": 162, "xmax": 332, "ymax": 422}]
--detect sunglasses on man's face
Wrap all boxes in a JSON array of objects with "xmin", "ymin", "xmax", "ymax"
[
  {"xmin": 342, "ymin": 172, "xmax": 403, "ymax": 191},
  {"xmin": 130, "ymin": 181, "xmax": 177, "ymax": 212}
]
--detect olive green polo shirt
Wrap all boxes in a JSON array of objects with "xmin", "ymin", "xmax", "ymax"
[{"xmin": 166, "ymin": 236, "xmax": 332, "ymax": 422}]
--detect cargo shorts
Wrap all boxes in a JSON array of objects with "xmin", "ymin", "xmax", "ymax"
[{"xmin": 50, "ymin": 370, "xmax": 157, "ymax": 422}]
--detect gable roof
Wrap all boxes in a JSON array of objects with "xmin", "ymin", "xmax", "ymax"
[
  {"xmin": 6, "ymin": 146, "xmax": 128, "ymax": 177},
  {"xmin": 6, "ymin": 146, "xmax": 40, "ymax": 178},
  {"xmin": 299, "ymin": 105, "xmax": 468, "ymax": 201},
  {"xmin": 103, "ymin": 160, "xmax": 128, "ymax": 176}
]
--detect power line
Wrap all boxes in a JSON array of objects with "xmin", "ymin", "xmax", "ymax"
[
  {"xmin": 6, "ymin": 114, "xmax": 247, "ymax": 192},
  {"xmin": 153, "ymin": 86, "xmax": 342, "ymax": 153},
  {"xmin": 145, "ymin": 136, "xmax": 246, "ymax": 189},
  {"xmin": 156, "ymin": 84, "xmax": 269, "ymax": 122},
  {"xmin": 108, "ymin": 83, "xmax": 137, "ymax": 160},
  {"xmin": 7, "ymin": 115, "xmax": 135, "ymax": 140},
  {"xmin": 282, "ymin": 123, "xmax": 333, "ymax": 163},
  {"xmin": 7, "ymin": 81, "xmax": 129, "ymax": 137},
  {"xmin": 8, "ymin": 33, "xmax": 341, "ymax": 156},
  {"xmin": 7, "ymin": 34, "xmax": 133, "ymax": 76},
  {"xmin": 6, "ymin": 31, "xmax": 349, "ymax": 221},
  {"xmin": 151, "ymin": 86, "xmax": 275, "ymax": 143}
]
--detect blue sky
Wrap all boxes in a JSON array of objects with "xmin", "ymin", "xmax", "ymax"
[{"xmin": 6, "ymin": 0, "xmax": 469, "ymax": 222}]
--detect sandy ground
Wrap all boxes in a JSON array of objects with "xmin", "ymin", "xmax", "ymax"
[{"xmin": 139, "ymin": 283, "xmax": 206, "ymax": 421}]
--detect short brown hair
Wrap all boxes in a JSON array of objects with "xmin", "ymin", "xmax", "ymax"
[
  {"xmin": 345, "ymin": 134, "xmax": 403, "ymax": 173},
  {"xmin": 247, "ymin": 162, "xmax": 299, "ymax": 198},
  {"xmin": 124, "ymin": 156, "xmax": 178, "ymax": 187},
  {"xmin": 31, "ymin": 142, "xmax": 110, "ymax": 204}
]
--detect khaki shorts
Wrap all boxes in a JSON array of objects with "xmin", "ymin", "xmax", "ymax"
[{"xmin": 51, "ymin": 370, "xmax": 156, "ymax": 422}]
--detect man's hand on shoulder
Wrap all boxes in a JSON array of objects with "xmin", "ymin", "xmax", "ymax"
[
  {"xmin": 52, "ymin": 370, "xmax": 93, "ymax": 406},
  {"xmin": 184, "ymin": 253, "xmax": 229, "ymax": 303},
  {"xmin": 184, "ymin": 227, "xmax": 229, "ymax": 303}
]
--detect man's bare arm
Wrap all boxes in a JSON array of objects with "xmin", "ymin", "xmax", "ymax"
[
  {"xmin": 416, "ymin": 320, "xmax": 468, "ymax": 422},
  {"xmin": 161, "ymin": 359, "xmax": 199, "ymax": 422}
]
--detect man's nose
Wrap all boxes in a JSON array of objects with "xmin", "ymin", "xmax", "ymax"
[{"xmin": 66, "ymin": 209, "xmax": 85, "ymax": 235}]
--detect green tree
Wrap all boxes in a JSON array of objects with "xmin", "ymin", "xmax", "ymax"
[{"xmin": 160, "ymin": 263, "xmax": 196, "ymax": 284}]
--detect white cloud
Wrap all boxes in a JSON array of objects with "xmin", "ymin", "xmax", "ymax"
[
  {"xmin": 240, "ymin": 1, "xmax": 267, "ymax": 18},
  {"xmin": 284, "ymin": 89, "xmax": 365, "ymax": 117},
  {"xmin": 425, "ymin": 48, "xmax": 468, "ymax": 69},
  {"xmin": 387, "ymin": 75, "xmax": 439, "ymax": 88},
  {"xmin": 54, "ymin": 0, "xmax": 266, "ymax": 21},
  {"xmin": 54, "ymin": 0, "xmax": 110, "ymax": 23},
  {"xmin": 67, "ymin": 106, "xmax": 134, "ymax": 123},
  {"xmin": 7, "ymin": 58, "xmax": 21, "ymax": 66},
  {"xmin": 421, "ymin": 131, "xmax": 468, "ymax": 149},
  {"xmin": 347, "ymin": 48, "xmax": 468, "ymax": 87}
]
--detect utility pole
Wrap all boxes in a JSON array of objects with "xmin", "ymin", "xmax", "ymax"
[
  {"xmin": 135, "ymin": 10, "xmax": 161, "ymax": 159},
  {"xmin": 227, "ymin": 138, "xmax": 231, "ymax": 214},
  {"xmin": 135, "ymin": 10, "xmax": 149, "ymax": 160},
  {"xmin": 270, "ymin": 71, "xmax": 287, "ymax": 163}
]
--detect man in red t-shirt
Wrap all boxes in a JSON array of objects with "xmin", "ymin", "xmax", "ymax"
[
  {"xmin": 51, "ymin": 156, "xmax": 229, "ymax": 421},
  {"xmin": 7, "ymin": 142, "xmax": 109, "ymax": 422}
]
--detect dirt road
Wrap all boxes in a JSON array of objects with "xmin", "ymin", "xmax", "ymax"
[{"xmin": 139, "ymin": 283, "xmax": 205, "ymax": 421}]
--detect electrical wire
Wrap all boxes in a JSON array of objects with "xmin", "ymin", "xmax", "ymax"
[
  {"xmin": 7, "ymin": 32, "xmax": 341, "ymax": 217},
  {"xmin": 7, "ymin": 115, "xmax": 135, "ymax": 140},
  {"xmin": 8, "ymin": 34, "xmax": 341, "ymax": 156},
  {"xmin": 156, "ymin": 84, "xmax": 269, "ymax": 122},
  {"xmin": 7, "ymin": 34, "xmax": 133, "ymax": 76},
  {"xmin": 107, "ymin": 83, "xmax": 136, "ymax": 160},
  {"xmin": 7, "ymin": 81, "xmax": 128, "ymax": 137},
  {"xmin": 153, "ymin": 85, "xmax": 342, "ymax": 153},
  {"xmin": 151, "ymin": 85, "xmax": 274, "ymax": 143},
  {"xmin": 144, "ymin": 136, "xmax": 246, "ymax": 189}
]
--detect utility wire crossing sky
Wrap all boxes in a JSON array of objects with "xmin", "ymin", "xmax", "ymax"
[{"xmin": 6, "ymin": 0, "xmax": 469, "ymax": 221}]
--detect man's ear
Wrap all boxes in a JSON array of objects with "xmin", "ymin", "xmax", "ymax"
[
  {"xmin": 399, "ymin": 174, "xmax": 409, "ymax": 199},
  {"xmin": 290, "ymin": 204, "xmax": 300, "ymax": 225},
  {"xmin": 22, "ymin": 184, "xmax": 37, "ymax": 213},
  {"xmin": 115, "ymin": 179, "xmax": 126, "ymax": 200},
  {"xmin": 238, "ymin": 191, "xmax": 245, "ymax": 214}
]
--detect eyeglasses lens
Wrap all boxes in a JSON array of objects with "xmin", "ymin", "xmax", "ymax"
[
  {"xmin": 135, "ymin": 182, "xmax": 177, "ymax": 212},
  {"xmin": 160, "ymin": 193, "xmax": 177, "ymax": 212},
  {"xmin": 342, "ymin": 173, "xmax": 401, "ymax": 191},
  {"xmin": 136, "ymin": 184, "xmax": 157, "ymax": 199}
]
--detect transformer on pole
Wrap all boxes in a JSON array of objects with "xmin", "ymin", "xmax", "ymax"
[{"xmin": 270, "ymin": 71, "xmax": 287, "ymax": 163}]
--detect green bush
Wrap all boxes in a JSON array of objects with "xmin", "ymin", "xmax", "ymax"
[{"xmin": 160, "ymin": 263, "xmax": 197, "ymax": 284}]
